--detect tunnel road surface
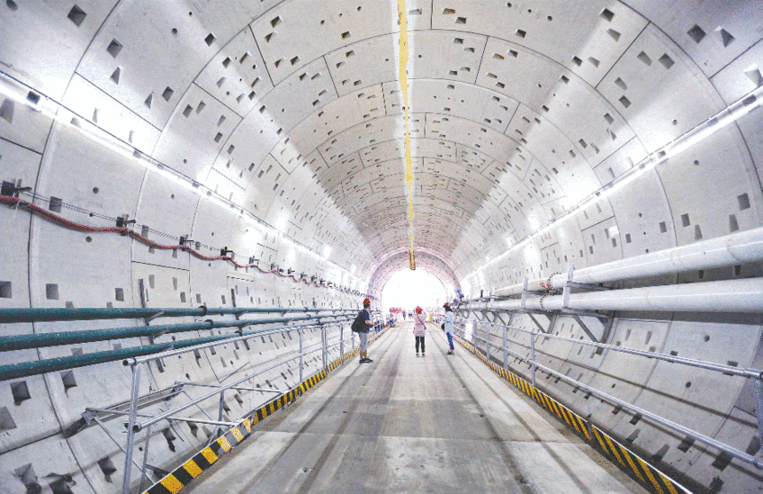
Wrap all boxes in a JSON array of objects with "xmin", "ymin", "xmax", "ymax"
[{"xmin": 185, "ymin": 322, "xmax": 647, "ymax": 494}]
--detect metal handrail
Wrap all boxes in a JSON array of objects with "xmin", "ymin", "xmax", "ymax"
[
  {"xmin": 120, "ymin": 310, "xmax": 385, "ymax": 493},
  {"xmin": 456, "ymin": 313, "xmax": 763, "ymax": 469},
  {"xmin": 0, "ymin": 315, "xmax": 353, "ymax": 381},
  {"xmin": 459, "ymin": 314, "xmax": 763, "ymax": 379},
  {"xmin": 0, "ymin": 306, "xmax": 355, "ymax": 323},
  {"xmin": 0, "ymin": 312, "xmax": 348, "ymax": 351}
]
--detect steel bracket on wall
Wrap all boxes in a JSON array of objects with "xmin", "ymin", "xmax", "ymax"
[
  {"xmin": 520, "ymin": 310, "xmax": 553, "ymax": 333},
  {"xmin": 561, "ymin": 264, "xmax": 611, "ymax": 308}
]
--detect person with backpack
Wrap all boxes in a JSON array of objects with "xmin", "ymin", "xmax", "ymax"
[
  {"xmin": 413, "ymin": 306, "xmax": 427, "ymax": 356},
  {"xmin": 352, "ymin": 298, "xmax": 376, "ymax": 363},
  {"xmin": 443, "ymin": 302, "xmax": 455, "ymax": 355}
]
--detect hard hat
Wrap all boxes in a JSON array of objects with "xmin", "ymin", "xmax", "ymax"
[
  {"xmin": 443, "ymin": 302, "xmax": 449, "ymax": 307},
  {"xmin": 415, "ymin": 306, "xmax": 422, "ymax": 312},
  {"xmin": 363, "ymin": 298, "xmax": 370, "ymax": 305}
]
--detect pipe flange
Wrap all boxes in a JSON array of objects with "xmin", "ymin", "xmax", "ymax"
[
  {"xmin": 198, "ymin": 304, "xmax": 208, "ymax": 317},
  {"xmin": 543, "ymin": 272, "xmax": 561, "ymax": 291},
  {"xmin": 539, "ymin": 295, "xmax": 547, "ymax": 311}
]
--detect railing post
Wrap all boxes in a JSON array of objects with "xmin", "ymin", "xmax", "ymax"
[
  {"xmin": 298, "ymin": 329, "xmax": 303, "ymax": 383},
  {"xmin": 122, "ymin": 363, "xmax": 141, "ymax": 494},
  {"xmin": 502, "ymin": 323, "xmax": 508, "ymax": 370},
  {"xmin": 340, "ymin": 324, "xmax": 344, "ymax": 360},
  {"xmin": 485, "ymin": 315, "xmax": 491, "ymax": 363},
  {"xmin": 321, "ymin": 324, "xmax": 327, "ymax": 370},
  {"xmin": 530, "ymin": 333, "xmax": 537, "ymax": 388},
  {"xmin": 217, "ymin": 389, "xmax": 225, "ymax": 433},
  {"xmin": 755, "ymin": 376, "xmax": 763, "ymax": 449},
  {"xmin": 139, "ymin": 425, "xmax": 152, "ymax": 493}
]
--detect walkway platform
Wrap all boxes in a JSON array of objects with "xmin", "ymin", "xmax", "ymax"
[{"xmin": 185, "ymin": 322, "xmax": 647, "ymax": 493}]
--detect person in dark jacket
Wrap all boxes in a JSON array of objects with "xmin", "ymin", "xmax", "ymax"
[
  {"xmin": 357, "ymin": 298, "xmax": 376, "ymax": 363},
  {"xmin": 443, "ymin": 303, "xmax": 455, "ymax": 355}
]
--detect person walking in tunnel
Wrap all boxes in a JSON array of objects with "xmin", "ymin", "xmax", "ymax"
[
  {"xmin": 413, "ymin": 306, "xmax": 427, "ymax": 356},
  {"xmin": 443, "ymin": 302, "xmax": 455, "ymax": 355},
  {"xmin": 356, "ymin": 298, "xmax": 375, "ymax": 364}
]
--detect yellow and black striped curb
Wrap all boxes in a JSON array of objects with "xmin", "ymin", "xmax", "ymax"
[
  {"xmin": 455, "ymin": 335, "xmax": 691, "ymax": 494},
  {"xmin": 143, "ymin": 328, "xmax": 386, "ymax": 494}
]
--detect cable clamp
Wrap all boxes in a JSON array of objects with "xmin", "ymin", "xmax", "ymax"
[{"xmin": 1, "ymin": 180, "xmax": 31, "ymax": 198}]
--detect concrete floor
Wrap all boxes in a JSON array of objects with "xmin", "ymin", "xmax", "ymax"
[{"xmin": 185, "ymin": 322, "xmax": 648, "ymax": 494}]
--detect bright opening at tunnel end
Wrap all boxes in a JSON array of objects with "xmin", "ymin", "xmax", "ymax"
[{"xmin": 380, "ymin": 269, "xmax": 447, "ymax": 313}]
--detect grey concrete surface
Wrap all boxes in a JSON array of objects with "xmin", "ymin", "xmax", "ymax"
[{"xmin": 186, "ymin": 323, "xmax": 648, "ymax": 494}]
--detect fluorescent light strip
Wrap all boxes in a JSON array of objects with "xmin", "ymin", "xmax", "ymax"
[
  {"xmin": 0, "ymin": 71, "xmax": 364, "ymax": 286},
  {"xmin": 464, "ymin": 84, "xmax": 763, "ymax": 284}
]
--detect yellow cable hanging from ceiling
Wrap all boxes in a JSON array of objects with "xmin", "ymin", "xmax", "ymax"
[{"xmin": 397, "ymin": 0, "xmax": 416, "ymax": 270}]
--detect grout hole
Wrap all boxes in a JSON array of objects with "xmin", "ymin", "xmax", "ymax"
[
  {"xmin": 0, "ymin": 281, "xmax": 11, "ymax": 298},
  {"xmin": 204, "ymin": 33, "xmax": 216, "ymax": 46},
  {"xmin": 687, "ymin": 24, "xmax": 706, "ymax": 43},
  {"xmin": 106, "ymin": 39, "xmax": 122, "ymax": 58},
  {"xmin": 61, "ymin": 370, "xmax": 77, "ymax": 391},
  {"xmin": 67, "ymin": 4, "xmax": 87, "ymax": 26},
  {"xmin": 658, "ymin": 53, "xmax": 674, "ymax": 69},
  {"xmin": 677, "ymin": 435, "xmax": 695, "ymax": 452},
  {"xmin": 711, "ymin": 451, "xmax": 733, "ymax": 471},
  {"xmin": 719, "ymin": 28, "xmax": 735, "ymax": 48},
  {"xmin": 0, "ymin": 98, "xmax": 14, "ymax": 123},
  {"xmin": 637, "ymin": 51, "xmax": 652, "ymax": 65},
  {"xmin": 46, "ymin": 283, "xmax": 59, "ymax": 300},
  {"xmin": 0, "ymin": 407, "xmax": 17, "ymax": 430},
  {"xmin": 600, "ymin": 8, "xmax": 614, "ymax": 22},
  {"xmin": 11, "ymin": 381, "xmax": 31, "ymax": 404},
  {"xmin": 738, "ymin": 193, "xmax": 750, "ymax": 210},
  {"xmin": 729, "ymin": 214, "xmax": 739, "ymax": 232}
]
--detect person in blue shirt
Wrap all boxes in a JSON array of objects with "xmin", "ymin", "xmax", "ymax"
[{"xmin": 358, "ymin": 298, "xmax": 376, "ymax": 363}]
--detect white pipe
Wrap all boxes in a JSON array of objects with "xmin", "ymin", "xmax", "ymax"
[
  {"xmin": 478, "ymin": 278, "xmax": 763, "ymax": 313},
  {"xmin": 493, "ymin": 227, "xmax": 763, "ymax": 296}
]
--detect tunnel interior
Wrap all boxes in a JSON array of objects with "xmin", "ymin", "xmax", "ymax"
[{"xmin": 1, "ymin": 1, "xmax": 763, "ymax": 493}]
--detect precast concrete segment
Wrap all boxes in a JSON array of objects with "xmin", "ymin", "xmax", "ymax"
[
  {"xmin": 140, "ymin": 328, "xmax": 388, "ymax": 494},
  {"xmin": 186, "ymin": 322, "xmax": 648, "ymax": 494},
  {"xmin": 453, "ymin": 335, "xmax": 693, "ymax": 494}
]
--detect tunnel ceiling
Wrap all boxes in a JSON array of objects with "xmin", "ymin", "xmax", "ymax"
[{"xmin": 2, "ymin": 0, "xmax": 762, "ymax": 290}]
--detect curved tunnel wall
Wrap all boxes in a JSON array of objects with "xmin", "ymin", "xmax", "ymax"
[{"xmin": 0, "ymin": 1, "xmax": 762, "ymax": 493}]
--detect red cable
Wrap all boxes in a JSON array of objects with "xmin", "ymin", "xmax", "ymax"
[{"xmin": 0, "ymin": 196, "xmax": 360, "ymax": 293}]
